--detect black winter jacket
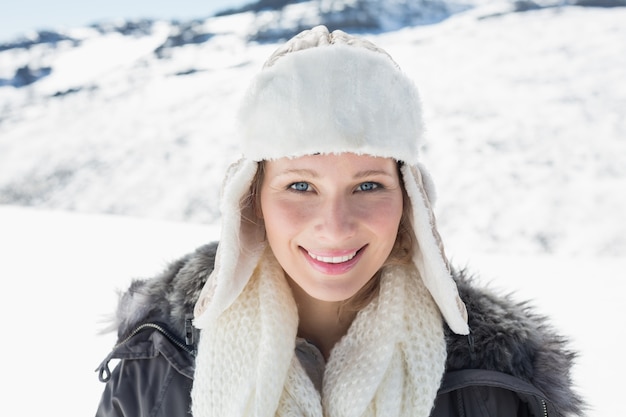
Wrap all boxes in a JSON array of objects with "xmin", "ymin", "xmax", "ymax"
[{"xmin": 95, "ymin": 242, "xmax": 584, "ymax": 417}]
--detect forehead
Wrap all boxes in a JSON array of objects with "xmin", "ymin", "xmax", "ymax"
[{"xmin": 265, "ymin": 153, "xmax": 398, "ymax": 174}]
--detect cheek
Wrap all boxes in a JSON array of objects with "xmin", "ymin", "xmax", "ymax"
[
  {"xmin": 261, "ymin": 198, "xmax": 310, "ymax": 238},
  {"xmin": 357, "ymin": 197, "xmax": 404, "ymax": 233}
]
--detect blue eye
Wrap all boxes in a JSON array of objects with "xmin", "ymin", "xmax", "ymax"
[
  {"xmin": 358, "ymin": 182, "xmax": 379, "ymax": 192},
  {"xmin": 290, "ymin": 182, "xmax": 310, "ymax": 192}
]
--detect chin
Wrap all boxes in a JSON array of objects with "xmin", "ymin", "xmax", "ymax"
[{"xmin": 305, "ymin": 284, "xmax": 363, "ymax": 303}]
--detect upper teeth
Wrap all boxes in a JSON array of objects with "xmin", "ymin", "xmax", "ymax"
[{"xmin": 308, "ymin": 251, "xmax": 358, "ymax": 264}]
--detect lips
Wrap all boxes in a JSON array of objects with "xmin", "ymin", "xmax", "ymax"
[{"xmin": 301, "ymin": 246, "xmax": 366, "ymax": 275}]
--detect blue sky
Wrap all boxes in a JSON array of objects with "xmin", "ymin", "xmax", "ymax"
[{"xmin": 1, "ymin": 0, "xmax": 251, "ymax": 42}]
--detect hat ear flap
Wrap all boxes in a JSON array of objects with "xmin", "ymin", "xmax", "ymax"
[
  {"xmin": 415, "ymin": 162, "xmax": 437, "ymax": 206},
  {"xmin": 194, "ymin": 159, "xmax": 266, "ymax": 329},
  {"xmin": 400, "ymin": 164, "xmax": 469, "ymax": 335}
]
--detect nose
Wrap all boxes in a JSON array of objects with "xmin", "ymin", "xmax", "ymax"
[{"xmin": 315, "ymin": 195, "xmax": 357, "ymax": 242}]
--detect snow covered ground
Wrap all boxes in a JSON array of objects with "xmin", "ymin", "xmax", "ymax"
[
  {"xmin": 1, "ymin": 3, "xmax": 625, "ymax": 416},
  {"xmin": 1, "ymin": 205, "xmax": 622, "ymax": 416},
  {"xmin": 0, "ymin": 206, "xmax": 218, "ymax": 415}
]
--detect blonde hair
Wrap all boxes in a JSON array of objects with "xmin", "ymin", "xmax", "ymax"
[{"xmin": 248, "ymin": 160, "xmax": 415, "ymax": 312}]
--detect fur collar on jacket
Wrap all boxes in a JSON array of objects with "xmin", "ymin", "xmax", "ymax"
[{"xmin": 110, "ymin": 242, "xmax": 583, "ymax": 416}]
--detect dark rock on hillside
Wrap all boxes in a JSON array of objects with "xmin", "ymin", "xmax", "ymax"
[
  {"xmin": 572, "ymin": 0, "xmax": 626, "ymax": 6},
  {"xmin": 51, "ymin": 85, "xmax": 97, "ymax": 97},
  {"xmin": 247, "ymin": 0, "xmax": 451, "ymax": 42},
  {"xmin": 321, "ymin": 0, "xmax": 449, "ymax": 31},
  {"xmin": 216, "ymin": 0, "xmax": 309, "ymax": 15},
  {"xmin": 0, "ymin": 30, "xmax": 78, "ymax": 52},
  {"xmin": 9, "ymin": 65, "xmax": 52, "ymax": 87},
  {"xmin": 89, "ymin": 19, "xmax": 156, "ymax": 37},
  {"xmin": 513, "ymin": 0, "xmax": 542, "ymax": 12},
  {"xmin": 154, "ymin": 22, "xmax": 215, "ymax": 58},
  {"xmin": 174, "ymin": 68, "xmax": 206, "ymax": 76}
]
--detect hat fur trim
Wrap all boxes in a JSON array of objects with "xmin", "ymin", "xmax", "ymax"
[
  {"xmin": 401, "ymin": 164, "xmax": 469, "ymax": 334},
  {"xmin": 194, "ymin": 158, "xmax": 266, "ymax": 327}
]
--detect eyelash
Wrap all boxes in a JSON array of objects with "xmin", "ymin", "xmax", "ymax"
[{"xmin": 288, "ymin": 182, "xmax": 382, "ymax": 193}]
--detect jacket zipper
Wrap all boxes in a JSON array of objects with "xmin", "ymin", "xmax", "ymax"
[
  {"xmin": 540, "ymin": 398, "xmax": 548, "ymax": 417},
  {"xmin": 96, "ymin": 321, "xmax": 195, "ymax": 382},
  {"xmin": 118, "ymin": 322, "xmax": 196, "ymax": 355}
]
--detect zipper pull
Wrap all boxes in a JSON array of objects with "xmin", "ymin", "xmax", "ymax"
[{"xmin": 185, "ymin": 314, "xmax": 194, "ymax": 346}]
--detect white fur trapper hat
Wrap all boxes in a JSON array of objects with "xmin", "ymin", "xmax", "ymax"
[{"xmin": 194, "ymin": 26, "xmax": 469, "ymax": 335}]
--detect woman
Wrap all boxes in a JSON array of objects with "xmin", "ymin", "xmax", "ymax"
[{"xmin": 96, "ymin": 26, "xmax": 584, "ymax": 416}]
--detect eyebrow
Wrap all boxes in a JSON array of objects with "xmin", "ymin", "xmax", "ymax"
[
  {"xmin": 352, "ymin": 169, "xmax": 395, "ymax": 179},
  {"xmin": 275, "ymin": 168, "xmax": 320, "ymax": 178},
  {"xmin": 276, "ymin": 168, "xmax": 394, "ymax": 179}
]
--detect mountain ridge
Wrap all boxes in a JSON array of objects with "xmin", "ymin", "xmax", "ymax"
[{"xmin": 1, "ymin": 4, "xmax": 625, "ymax": 257}]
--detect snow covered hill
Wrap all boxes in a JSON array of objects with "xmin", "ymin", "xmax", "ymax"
[{"xmin": 2, "ymin": 3, "xmax": 624, "ymax": 259}]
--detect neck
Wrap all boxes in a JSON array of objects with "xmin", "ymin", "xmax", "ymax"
[{"xmin": 287, "ymin": 277, "xmax": 357, "ymax": 360}]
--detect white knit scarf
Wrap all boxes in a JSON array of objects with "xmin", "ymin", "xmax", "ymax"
[{"xmin": 191, "ymin": 250, "xmax": 447, "ymax": 417}]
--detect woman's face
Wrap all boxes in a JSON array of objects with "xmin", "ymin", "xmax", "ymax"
[{"xmin": 260, "ymin": 153, "xmax": 404, "ymax": 302}]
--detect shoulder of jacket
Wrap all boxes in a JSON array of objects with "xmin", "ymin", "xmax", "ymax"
[
  {"xmin": 444, "ymin": 267, "xmax": 585, "ymax": 416},
  {"xmin": 110, "ymin": 241, "xmax": 218, "ymax": 341}
]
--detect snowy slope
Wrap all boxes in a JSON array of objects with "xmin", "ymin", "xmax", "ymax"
[
  {"xmin": 377, "ymin": 7, "xmax": 626, "ymax": 257},
  {"xmin": 0, "ymin": 206, "xmax": 217, "ymax": 416},
  {"xmin": 1, "ymin": 6, "xmax": 624, "ymax": 259},
  {"xmin": 0, "ymin": 205, "xmax": 623, "ymax": 416}
]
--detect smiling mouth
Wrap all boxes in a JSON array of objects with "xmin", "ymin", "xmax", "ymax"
[{"xmin": 305, "ymin": 246, "xmax": 365, "ymax": 264}]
